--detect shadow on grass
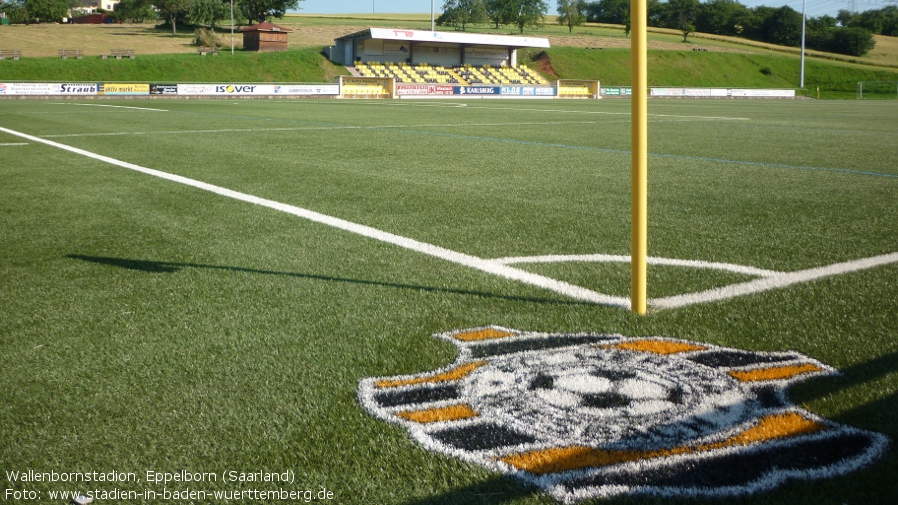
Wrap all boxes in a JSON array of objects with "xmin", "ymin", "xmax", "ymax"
[
  {"xmin": 791, "ymin": 351, "xmax": 898, "ymax": 435},
  {"xmin": 66, "ymin": 254, "xmax": 601, "ymax": 307}
]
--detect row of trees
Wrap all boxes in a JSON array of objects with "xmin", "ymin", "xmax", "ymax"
[
  {"xmin": 583, "ymin": 0, "xmax": 879, "ymax": 55},
  {"xmin": 437, "ymin": 0, "xmax": 883, "ymax": 56},
  {"xmin": 0, "ymin": 0, "xmax": 303, "ymax": 34},
  {"xmin": 439, "ymin": 0, "xmax": 550, "ymax": 33}
]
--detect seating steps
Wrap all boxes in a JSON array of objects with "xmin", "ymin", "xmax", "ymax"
[{"xmin": 354, "ymin": 62, "xmax": 548, "ymax": 86}]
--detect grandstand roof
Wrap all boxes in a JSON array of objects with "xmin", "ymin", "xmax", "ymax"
[{"xmin": 336, "ymin": 28, "xmax": 550, "ymax": 50}]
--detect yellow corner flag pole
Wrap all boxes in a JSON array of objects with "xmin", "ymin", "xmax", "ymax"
[{"xmin": 631, "ymin": 0, "xmax": 648, "ymax": 315}]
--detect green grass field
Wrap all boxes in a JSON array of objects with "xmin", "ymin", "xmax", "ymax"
[{"xmin": 1, "ymin": 98, "xmax": 896, "ymax": 504}]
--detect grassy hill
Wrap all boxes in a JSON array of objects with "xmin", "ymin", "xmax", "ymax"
[{"xmin": 1, "ymin": 16, "xmax": 896, "ymax": 99}]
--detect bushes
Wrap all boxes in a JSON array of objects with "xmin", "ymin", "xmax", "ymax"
[{"xmin": 808, "ymin": 27, "xmax": 877, "ymax": 57}]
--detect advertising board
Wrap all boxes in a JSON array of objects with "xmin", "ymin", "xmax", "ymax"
[
  {"xmin": 150, "ymin": 84, "xmax": 178, "ymax": 95},
  {"xmin": 101, "ymin": 83, "xmax": 150, "ymax": 95},
  {"xmin": 456, "ymin": 86, "xmax": 500, "ymax": 95},
  {"xmin": 396, "ymin": 84, "xmax": 454, "ymax": 96},
  {"xmin": 500, "ymin": 86, "xmax": 555, "ymax": 96},
  {"xmin": 273, "ymin": 84, "xmax": 339, "ymax": 95},
  {"xmin": 600, "ymin": 87, "xmax": 631, "ymax": 96},
  {"xmin": 0, "ymin": 83, "xmax": 99, "ymax": 95}
]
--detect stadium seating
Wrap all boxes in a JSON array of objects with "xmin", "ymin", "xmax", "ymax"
[{"xmin": 353, "ymin": 62, "xmax": 548, "ymax": 86}]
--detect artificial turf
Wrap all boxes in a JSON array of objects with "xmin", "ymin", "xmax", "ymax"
[{"xmin": 1, "ymin": 98, "xmax": 896, "ymax": 504}]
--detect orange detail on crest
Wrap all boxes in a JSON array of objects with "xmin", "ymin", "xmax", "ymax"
[
  {"xmin": 375, "ymin": 361, "xmax": 487, "ymax": 389},
  {"xmin": 499, "ymin": 412, "xmax": 827, "ymax": 475},
  {"xmin": 396, "ymin": 404, "xmax": 479, "ymax": 423},
  {"xmin": 452, "ymin": 328, "xmax": 518, "ymax": 342},
  {"xmin": 604, "ymin": 339, "xmax": 708, "ymax": 355},
  {"xmin": 729, "ymin": 363, "xmax": 824, "ymax": 382}
]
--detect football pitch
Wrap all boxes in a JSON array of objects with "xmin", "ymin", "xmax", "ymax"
[{"xmin": 1, "ymin": 98, "xmax": 897, "ymax": 504}]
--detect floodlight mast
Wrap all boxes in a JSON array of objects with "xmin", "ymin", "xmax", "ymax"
[
  {"xmin": 800, "ymin": 0, "xmax": 806, "ymax": 88},
  {"xmin": 631, "ymin": 0, "xmax": 648, "ymax": 315}
]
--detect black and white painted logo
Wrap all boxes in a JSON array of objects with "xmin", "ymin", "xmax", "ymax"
[{"xmin": 359, "ymin": 327, "xmax": 889, "ymax": 503}]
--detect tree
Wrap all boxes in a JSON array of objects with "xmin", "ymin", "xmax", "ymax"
[
  {"xmin": 186, "ymin": 0, "xmax": 228, "ymax": 28},
  {"xmin": 24, "ymin": 0, "xmax": 68, "ymax": 22},
  {"xmin": 113, "ymin": 0, "xmax": 155, "ymax": 23},
  {"xmin": 761, "ymin": 6, "xmax": 802, "ymax": 46},
  {"xmin": 0, "ymin": 0, "xmax": 29, "ymax": 23},
  {"xmin": 808, "ymin": 26, "xmax": 875, "ymax": 56},
  {"xmin": 438, "ymin": 0, "xmax": 487, "ymax": 31},
  {"xmin": 239, "ymin": 0, "xmax": 301, "ymax": 25},
  {"xmin": 507, "ymin": 0, "xmax": 548, "ymax": 33},
  {"xmin": 695, "ymin": 0, "xmax": 748, "ymax": 36},
  {"xmin": 662, "ymin": 0, "xmax": 699, "ymax": 42},
  {"xmin": 557, "ymin": 0, "xmax": 586, "ymax": 33},
  {"xmin": 155, "ymin": 0, "xmax": 190, "ymax": 34},
  {"xmin": 484, "ymin": 0, "xmax": 514, "ymax": 28}
]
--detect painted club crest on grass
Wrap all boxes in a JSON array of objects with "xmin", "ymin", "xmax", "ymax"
[{"xmin": 359, "ymin": 327, "xmax": 889, "ymax": 503}]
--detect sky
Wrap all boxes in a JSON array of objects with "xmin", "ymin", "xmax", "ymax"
[{"xmin": 294, "ymin": 0, "xmax": 895, "ymax": 21}]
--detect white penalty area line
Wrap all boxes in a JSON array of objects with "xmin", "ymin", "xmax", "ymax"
[
  {"xmin": 495, "ymin": 254, "xmax": 780, "ymax": 277},
  {"xmin": 497, "ymin": 253, "xmax": 898, "ymax": 310},
  {"xmin": 651, "ymin": 252, "xmax": 898, "ymax": 310},
  {"xmin": 54, "ymin": 103, "xmax": 168, "ymax": 112},
  {"xmin": 0, "ymin": 142, "xmax": 29, "ymax": 146},
  {"xmin": 0, "ymin": 125, "xmax": 629, "ymax": 309}
]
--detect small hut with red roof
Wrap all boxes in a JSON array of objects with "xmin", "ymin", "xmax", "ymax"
[{"xmin": 240, "ymin": 21, "xmax": 291, "ymax": 52}]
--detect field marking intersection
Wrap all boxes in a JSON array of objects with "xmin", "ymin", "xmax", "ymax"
[{"xmin": 4, "ymin": 124, "xmax": 896, "ymax": 312}]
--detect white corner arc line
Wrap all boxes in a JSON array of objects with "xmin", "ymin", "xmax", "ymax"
[
  {"xmin": 651, "ymin": 252, "xmax": 898, "ymax": 310},
  {"xmin": 0, "ymin": 126, "xmax": 629, "ymax": 309},
  {"xmin": 494, "ymin": 254, "xmax": 781, "ymax": 277}
]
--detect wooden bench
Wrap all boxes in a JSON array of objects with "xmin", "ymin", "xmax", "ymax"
[
  {"xmin": 197, "ymin": 46, "xmax": 219, "ymax": 56},
  {"xmin": 58, "ymin": 49, "xmax": 83, "ymax": 60},
  {"xmin": 103, "ymin": 49, "xmax": 135, "ymax": 60},
  {"xmin": 0, "ymin": 49, "xmax": 21, "ymax": 61}
]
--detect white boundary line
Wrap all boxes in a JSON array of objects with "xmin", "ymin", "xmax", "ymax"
[{"xmin": 0, "ymin": 126, "xmax": 629, "ymax": 309}]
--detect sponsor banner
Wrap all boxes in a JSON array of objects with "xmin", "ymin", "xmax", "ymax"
[
  {"xmin": 59, "ymin": 83, "xmax": 99, "ymax": 95},
  {"xmin": 150, "ymin": 84, "xmax": 178, "ymax": 95},
  {"xmin": 0, "ymin": 83, "xmax": 56, "ymax": 95},
  {"xmin": 0, "ymin": 83, "xmax": 99, "ymax": 95},
  {"xmin": 601, "ymin": 87, "xmax": 794, "ymax": 98},
  {"xmin": 176, "ymin": 84, "xmax": 270, "ymax": 95},
  {"xmin": 600, "ymin": 87, "xmax": 631, "ymax": 96},
  {"xmin": 650, "ymin": 88, "xmax": 713, "ymax": 97},
  {"xmin": 342, "ymin": 77, "xmax": 390, "ymax": 88},
  {"xmin": 456, "ymin": 86, "xmax": 500, "ymax": 95},
  {"xmin": 273, "ymin": 84, "xmax": 339, "ymax": 95},
  {"xmin": 728, "ymin": 88, "xmax": 795, "ymax": 97},
  {"xmin": 500, "ymin": 86, "xmax": 555, "ymax": 96},
  {"xmin": 396, "ymin": 84, "xmax": 454, "ymax": 96},
  {"xmin": 177, "ymin": 83, "xmax": 340, "ymax": 96},
  {"xmin": 101, "ymin": 83, "xmax": 150, "ymax": 95}
]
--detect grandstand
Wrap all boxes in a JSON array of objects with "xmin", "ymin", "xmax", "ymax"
[
  {"xmin": 328, "ymin": 28, "xmax": 550, "ymax": 85},
  {"xmin": 354, "ymin": 61, "xmax": 548, "ymax": 86}
]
